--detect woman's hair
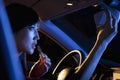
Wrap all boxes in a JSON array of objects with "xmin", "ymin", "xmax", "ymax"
[{"xmin": 6, "ymin": 3, "xmax": 39, "ymax": 32}]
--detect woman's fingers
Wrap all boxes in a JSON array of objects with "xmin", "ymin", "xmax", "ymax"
[
  {"xmin": 37, "ymin": 45, "xmax": 51, "ymax": 73},
  {"xmin": 39, "ymin": 52, "xmax": 51, "ymax": 67},
  {"xmin": 101, "ymin": 2, "xmax": 112, "ymax": 21}
]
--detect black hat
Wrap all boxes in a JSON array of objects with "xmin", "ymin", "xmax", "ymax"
[{"xmin": 6, "ymin": 3, "xmax": 39, "ymax": 32}]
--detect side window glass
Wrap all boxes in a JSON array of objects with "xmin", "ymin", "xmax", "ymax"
[{"xmin": 27, "ymin": 31, "xmax": 67, "ymax": 65}]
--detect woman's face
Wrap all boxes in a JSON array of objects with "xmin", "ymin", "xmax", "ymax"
[{"xmin": 15, "ymin": 22, "xmax": 40, "ymax": 55}]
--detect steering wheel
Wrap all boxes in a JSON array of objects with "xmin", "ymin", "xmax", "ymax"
[{"xmin": 52, "ymin": 50, "xmax": 82, "ymax": 80}]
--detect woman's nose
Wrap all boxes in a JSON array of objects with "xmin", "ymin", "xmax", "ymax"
[{"xmin": 35, "ymin": 30, "xmax": 40, "ymax": 40}]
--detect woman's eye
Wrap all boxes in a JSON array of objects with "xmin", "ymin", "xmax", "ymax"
[{"xmin": 28, "ymin": 27, "xmax": 35, "ymax": 30}]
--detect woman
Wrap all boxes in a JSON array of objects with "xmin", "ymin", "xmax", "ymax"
[{"xmin": 6, "ymin": 3, "xmax": 51, "ymax": 79}]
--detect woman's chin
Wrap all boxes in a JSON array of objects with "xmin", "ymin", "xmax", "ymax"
[{"xmin": 26, "ymin": 49, "xmax": 34, "ymax": 55}]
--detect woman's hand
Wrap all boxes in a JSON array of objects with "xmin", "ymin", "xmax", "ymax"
[
  {"xmin": 28, "ymin": 46, "xmax": 51, "ymax": 78},
  {"xmin": 96, "ymin": 2, "xmax": 120, "ymax": 44}
]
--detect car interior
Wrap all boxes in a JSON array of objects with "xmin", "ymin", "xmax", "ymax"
[{"xmin": 1, "ymin": 0, "xmax": 120, "ymax": 80}]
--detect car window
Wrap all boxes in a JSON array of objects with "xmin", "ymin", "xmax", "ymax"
[{"xmin": 27, "ymin": 31, "xmax": 67, "ymax": 65}]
